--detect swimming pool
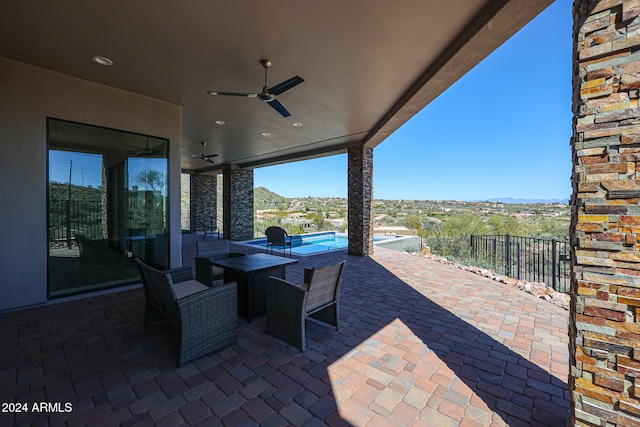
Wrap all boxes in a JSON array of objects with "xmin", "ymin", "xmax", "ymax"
[{"xmin": 241, "ymin": 232, "xmax": 394, "ymax": 256}]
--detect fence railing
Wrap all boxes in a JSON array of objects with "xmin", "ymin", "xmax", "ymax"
[
  {"xmin": 470, "ymin": 234, "xmax": 570, "ymax": 293},
  {"xmin": 49, "ymin": 200, "xmax": 103, "ymax": 242},
  {"xmin": 50, "ymin": 200, "xmax": 166, "ymax": 245}
]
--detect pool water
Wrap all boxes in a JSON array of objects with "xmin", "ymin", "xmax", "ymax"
[{"xmin": 242, "ymin": 232, "xmax": 391, "ymax": 256}]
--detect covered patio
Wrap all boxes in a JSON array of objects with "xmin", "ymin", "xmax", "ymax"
[
  {"xmin": 0, "ymin": 236, "xmax": 569, "ymax": 426},
  {"xmin": 8, "ymin": 0, "xmax": 640, "ymax": 424}
]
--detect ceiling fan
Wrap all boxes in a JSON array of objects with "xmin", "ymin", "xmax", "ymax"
[
  {"xmin": 133, "ymin": 137, "xmax": 163, "ymax": 156},
  {"xmin": 192, "ymin": 141, "xmax": 218, "ymax": 164},
  {"xmin": 206, "ymin": 59, "xmax": 304, "ymax": 117}
]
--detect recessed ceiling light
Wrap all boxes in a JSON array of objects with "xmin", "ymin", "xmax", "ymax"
[
  {"xmin": 214, "ymin": 120, "xmax": 225, "ymax": 125},
  {"xmin": 293, "ymin": 123, "xmax": 303, "ymax": 127},
  {"xmin": 261, "ymin": 132, "xmax": 271, "ymax": 137},
  {"xmin": 92, "ymin": 56, "xmax": 113, "ymax": 66}
]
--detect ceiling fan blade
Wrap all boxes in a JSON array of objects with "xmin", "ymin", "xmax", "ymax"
[
  {"xmin": 207, "ymin": 91, "xmax": 258, "ymax": 98},
  {"xmin": 269, "ymin": 76, "xmax": 304, "ymax": 95},
  {"xmin": 134, "ymin": 147, "xmax": 161, "ymax": 156},
  {"xmin": 267, "ymin": 99, "xmax": 291, "ymax": 117},
  {"xmin": 194, "ymin": 141, "xmax": 218, "ymax": 161}
]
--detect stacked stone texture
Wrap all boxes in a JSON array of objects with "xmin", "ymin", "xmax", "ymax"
[
  {"xmin": 180, "ymin": 174, "xmax": 190, "ymax": 230},
  {"xmin": 347, "ymin": 146, "xmax": 374, "ymax": 256},
  {"xmin": 223, "ymin": 168, "xmax": 254, "ymax": 241},
  {"xmin": 189, "ymin": 174, "xmax": 217, "ymax": 232},
  {"xmin": 572, "ymin": 1, "xmax": 640, "ymax": 425}
]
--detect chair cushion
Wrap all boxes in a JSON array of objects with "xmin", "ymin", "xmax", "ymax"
[{"xmin": 173, "ymin": 279, "xmax": 209, "ymax": 299}]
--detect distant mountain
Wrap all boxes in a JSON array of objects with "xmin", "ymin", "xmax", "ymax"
[
  {"xmin": 254, "ymin": 187, "xmax": 288, "ymax": 210},
  {"xmin": 254, "ymin": 187, "xmax": 570, "ymax": 206},
  {"xmin": 483, "ymin": 197, "xmax": 569, "ymax": 205},
  {"xmin": 49, "ymin": 182, "xmax": 101, "ymax": 201}
]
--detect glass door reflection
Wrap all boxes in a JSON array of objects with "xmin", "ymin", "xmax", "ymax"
[{"xmin": 48, "ymin": 119, "xmax": 168, "ymax": 298}]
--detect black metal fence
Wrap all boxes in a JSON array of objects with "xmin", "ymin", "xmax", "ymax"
[
  {"xmin": 470, "ymin": 234, "xmax": 571, "ymax": 293},
  {"xmin": 50, "ymin": 199, "xmax": 167, "ymax": 245},
  {"xmin": 49, "ymin": 199, "xmax": 103, "ymax": 243}
]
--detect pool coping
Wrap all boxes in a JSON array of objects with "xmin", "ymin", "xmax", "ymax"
[{"xmin": 238, "ymin": 231, "xmax": 419, "ymax": 257}]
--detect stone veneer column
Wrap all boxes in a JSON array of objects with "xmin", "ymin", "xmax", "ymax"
[
  {"xmin": 571, "ymin": 1, "xmax": 640, "ymax": 425},
  {"xmin": 222, "ymin": 167, "xmax": 254, "ymax": 241},
  {"xmin": 347, "ymin": 145, "xmax": 374, "ymax": 256},
  {"xmin": 189, "ymin": 174, "xmax": 217, "ymax": 232}
]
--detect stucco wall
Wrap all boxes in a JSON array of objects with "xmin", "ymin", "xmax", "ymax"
[{"xmin": 0, "ymin": 58, "xmax": 182, "ymax": 311}]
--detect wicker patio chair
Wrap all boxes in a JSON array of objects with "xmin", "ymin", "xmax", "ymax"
[
  {"xmin": 267, "ymin": 260, "xmax": 345, "ymax": 351},
  {"xmin": 265, "ymin": 226, "xmax": 293, "ymax": 257},
  {"xmin": 195, "ymin": 239, "xmax": 245, "ymax": 285},
  {"xmin": 135, "ymin": 257, "xmax": 238, "ymax": 366}
]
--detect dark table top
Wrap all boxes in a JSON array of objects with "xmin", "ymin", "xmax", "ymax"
[{"xmin": 211, "ymin": 253, "xmax": 298, "ymax": 273}]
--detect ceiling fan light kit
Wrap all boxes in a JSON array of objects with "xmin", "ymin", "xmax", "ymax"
[{"xmin": 207, "ymin": 59, "xmax": 304, "ymax": 117}]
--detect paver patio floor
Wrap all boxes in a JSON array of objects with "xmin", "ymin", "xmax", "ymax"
[{"xmin": 0, "ymin": 235, "xmax": 569, "ymax": 426}]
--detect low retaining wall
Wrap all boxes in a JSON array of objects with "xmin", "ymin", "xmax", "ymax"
[{"xmin": 375, "ymin": 235, "xmax": 421, "ymax": 252}]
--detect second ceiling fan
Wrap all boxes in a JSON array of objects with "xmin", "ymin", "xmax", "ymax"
[
  {"xmin": 207, "ymin": 59, "xmax": 304, "ymax": 118},
  {"xmin": 192, "ymin": 141, "xmax": 218, "ymax": 164}
]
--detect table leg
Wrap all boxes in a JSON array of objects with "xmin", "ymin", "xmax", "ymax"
[
  {"xmin": 247, "ymin": 272, "xmax": 254, "ymax": 323},
  {"xmin": 223, "ymin": 264, "xmax": 291, "ymax": 322}
]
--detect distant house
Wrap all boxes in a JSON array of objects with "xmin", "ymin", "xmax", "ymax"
[{"xmin": 281, "ymin": 218, "xmax": 314, "ymax": 229}]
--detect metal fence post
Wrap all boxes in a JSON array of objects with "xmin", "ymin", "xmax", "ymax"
[
  {"xmin": 552, "ymin": 238, "xmax": 557, "ymax": 291},
  {"xmin": 505, "ymin": 234, "xmax": 511, "ymax": 277},
  {"xmin": 517, "ymin": 242, "xmax": 521, "ymax": 280},
  {"xmin": 492, "ymin": 236, "xmax": 497, "ymax": 266},
  {"xmin": 65, "ymin": 199, "xmax": 72, "ymax": 249}
]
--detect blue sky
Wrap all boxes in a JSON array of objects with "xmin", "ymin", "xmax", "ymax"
[
  {"xmin": 255, "ymin": 0, "xmax": 573, "ymax": 201},
  {"xmin": 49, "ymin": 151, "xmax": 103, "ymax": 187},
  {"xmin": 50, "ymin": 150, "xmax": 166, "ymax": 193}
]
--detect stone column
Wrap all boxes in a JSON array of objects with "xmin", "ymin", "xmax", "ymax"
[
  {"xmin": 222, "ymin": 167, "xmax": 254, "ymax": 241},
  {"xmin": 347, "ymin": 145, "xmax": 374, "ymax": 256},
  {"xmin": 189, "ymin": 174, "xmax": 217, "ymax": 232},
  {"xmin": 570, "ymin": 2, "xmax": 640, "ymax": 425}
]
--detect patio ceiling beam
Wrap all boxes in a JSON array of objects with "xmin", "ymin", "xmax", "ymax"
[{"xmin": 184, "ymin": 139, "xmax": 363, "ymax": 174}]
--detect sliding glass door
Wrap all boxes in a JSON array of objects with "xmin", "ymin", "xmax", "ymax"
[{"xmin": 47, "ymin": 119, "xmax": 168, "ymax": 298}]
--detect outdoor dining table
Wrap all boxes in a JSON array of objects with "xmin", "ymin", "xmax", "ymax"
[{"xmin": 211, "ymin": 253, "xmax": 298, "ymax": 322}]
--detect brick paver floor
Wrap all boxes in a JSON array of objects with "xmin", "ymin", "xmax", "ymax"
[{"xmin": 0, "ymin": 235, "xmax": 569, "ymax": 426}]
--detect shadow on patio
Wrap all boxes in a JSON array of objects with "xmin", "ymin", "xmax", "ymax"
[{"xmin": 0, "ymin": 235, "xmax": 569, "ymax": 426}]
